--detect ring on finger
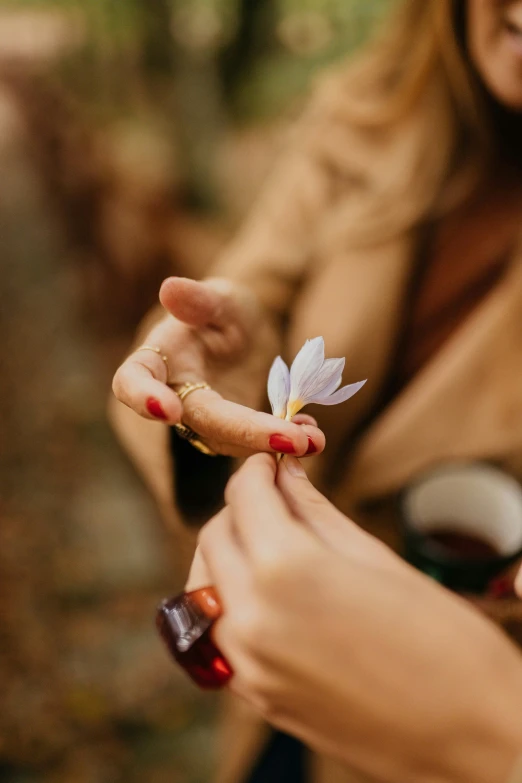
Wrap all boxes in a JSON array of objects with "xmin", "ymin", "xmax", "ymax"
[
  {"xmin": 171, "ymin": 381, "xmax": 217, "ymax": 457},
  {"xmin": 172, "ymin": 381, "xmax": 212, "ymax": 402},
  {"xmin": 135, "ymin": 345, "xmax": 170, "ymax": 381},
  {"xmin": 173, "ymin": 423, "xmax": 217, "ymax": 456}
]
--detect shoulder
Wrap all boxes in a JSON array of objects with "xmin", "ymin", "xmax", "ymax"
[{"xmin": 292, "ymin": 60, "xmax": 397, "ymax": 179}]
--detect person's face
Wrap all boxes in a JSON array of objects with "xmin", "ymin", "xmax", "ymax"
[{"xmin": 467, "ymin": 0, "xmax": 522, "ymax": 110}]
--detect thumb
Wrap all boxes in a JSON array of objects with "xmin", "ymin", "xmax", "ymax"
[
  {"xmin": 185, "ymin": 547, "xmax": 213, "ymax": 593},
  {"xmin": 160, "ymin": 276, "xmax": 253, "ymax": 358},
  {"xmin": 276, "ymin": 457, "xmax": 398, "ymax": 569},
  {"xmin": 160, "ymin": 277, "xmax": 229, "ymax": 329}
]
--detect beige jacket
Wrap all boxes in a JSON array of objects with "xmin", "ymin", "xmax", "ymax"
[{"xmin": 110, "ymin": 80, "xmax": 522, "ymax": 783}]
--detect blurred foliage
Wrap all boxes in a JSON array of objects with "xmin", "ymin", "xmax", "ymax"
[
  {"xmin": 0, "ymin": 0, "xmax": 391, "ymax": 114},
  {"xmin": 0, "ymin": 0, "xmax": 391, "ymax": 203}
]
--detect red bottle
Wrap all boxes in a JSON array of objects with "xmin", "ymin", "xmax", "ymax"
[{"xmin": 156, "ymin": 587, "xmax": 233, "ymax": 689}]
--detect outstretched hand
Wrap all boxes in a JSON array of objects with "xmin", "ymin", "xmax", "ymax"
[{"xmin": 112, "ymin": 277, "xmax": 325, "ymax": 458}]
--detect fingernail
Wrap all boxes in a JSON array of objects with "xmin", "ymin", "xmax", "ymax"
[
  {"xmin": 146, "ymin": 397, "xmax": 167, "ymax": 420},
  {"xmin": 283, "ymin": 456, "xmax": 307, "ymax": 477},
  {"xmin": 269, "ymin": 434, "xmax": 297, "ymax": 454},
  {"xmin": 305, "ymin": 437, "xmax": 318, "ymax": 455},
  {"xmin": 188, "ymin": 587, "xmax": 223, "ymax": 621}
]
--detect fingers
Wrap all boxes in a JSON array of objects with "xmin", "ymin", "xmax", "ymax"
[
  {"xmin": 224, "ymin": 454, "xmax": 311, "ymax": 560},
  {"xmin": 276, "ymin": 457, "xmax": 399, "ymax": 569},
  {"xmin": 291, "ymin": 413, "xmax": 318, "ymax": 428},
  {"xmin": 160, "ymin": 276, "xmax": 249, "ymax": 346},
  {"xmin": 292, "ymin": 410, "xmax": 324, "ymax": 455},
  {"xmin": 112, "ymin": 354, "xmax": 183, "ymax": 422},
  {"xmin": 160, "ymin": 277, "xmax": 225, "ymax": 328},
  {"xmin": 185, "ymin": 547, "xmax": 213, "ymax": 593},
  {"xmin": 113, "ymin": 351, "xmax": 326, "ymax": 454},
  {"xmin": 114, "ymin": 278, "xmax": 328, "ymax": 453},
  {"xmin": 160, "ymin": 276, "xmax": 256, "ymax": 361},
  {"xmin": 298, "ymin": 424, "xmax": 325, "ymax": 456},
  {"xmin": 182, "ymin": 391, "xmax": 324, "ymax": 458},
  {"xmin": 198, "ymin": 508, "xmax": 251, "ymax": 609}
]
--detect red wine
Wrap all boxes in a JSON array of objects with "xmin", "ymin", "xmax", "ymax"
[{"xmin": 425, "ymin": 527, "xmax": 499, "ymax": 559}]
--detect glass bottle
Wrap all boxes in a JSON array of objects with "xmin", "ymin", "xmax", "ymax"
[{"xmin": 156, "ymin": 587, "xmax": 232, "ymax": 689}]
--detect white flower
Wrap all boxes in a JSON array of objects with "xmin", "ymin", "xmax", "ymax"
[
  {"xmin": 267, "ymin": 356, "xmax": 291, "ymax": 418},
  {"xmin": 268, "ymin": 337, "xmax": 366, "ymax": 420}
]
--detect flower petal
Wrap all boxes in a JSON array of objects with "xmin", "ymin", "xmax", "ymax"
[
  {"xmin": 308, "ymin": 379, "xmax": 367, "ymax": 406},
  {"xmin": 300, "ymin": 357, "xmax": 345, "ymax": 404},
  {"xmin": 289, "ymin": 337, "xmax": 325, "ymax": 405},
  {"xmin": 267, "ymin": 356, "xmax": 291, "ymax": 418}
]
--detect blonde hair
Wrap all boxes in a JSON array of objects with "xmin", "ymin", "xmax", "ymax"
[{"xmin": 309, "ymin": 0, "xmax": 498, "ymax": 248}]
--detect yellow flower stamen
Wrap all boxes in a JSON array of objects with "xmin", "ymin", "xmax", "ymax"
[{"xmin": 286, "ymin": 399, "xmax": 304, "ymax": 420}]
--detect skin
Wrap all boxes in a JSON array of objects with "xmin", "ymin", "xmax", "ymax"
[
  {"xmin": 195, "ymin": 455, "xmax": 522, "ymax": 783},
  {"xmin": 468, "ymin": 0, "xmax": 522, "ymax": 110},
  {"xmin": 112, "ymin": 276, "xmax": 325, "ymax": 458}
]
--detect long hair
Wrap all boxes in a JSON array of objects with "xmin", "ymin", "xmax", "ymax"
[{"xmin": 308, "ymin": 0, "xmax": 505, "ymax": 249}]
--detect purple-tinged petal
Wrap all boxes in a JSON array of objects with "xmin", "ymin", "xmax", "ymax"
[
  {"xmin": 300, "ymin": 357, "xmax": 345, "ymax": 404},
  {"xmin": 267, "ymin": 356, "xmax": 290, "ymax": 418},
  {"xmin": 289, "ymin": 337, "xmax": 325, "ymax": 404},
  {"xmin": 308, "ymin": 380, "xmax": 367, "ymax": 406}
]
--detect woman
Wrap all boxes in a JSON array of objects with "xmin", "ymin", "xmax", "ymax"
[{"xmin": 112, "ymin": 0, "xmax": 522, "ymax": 781}]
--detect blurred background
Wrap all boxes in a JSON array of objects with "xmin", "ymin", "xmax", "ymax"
[{"xmin": 0, "ymin": 2, "xmax": 388, "ymax": 782}]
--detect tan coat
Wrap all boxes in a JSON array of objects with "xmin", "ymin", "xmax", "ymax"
[{"xmin": 110, "ymin": 81, "xmax": 522, "ymax": 783}]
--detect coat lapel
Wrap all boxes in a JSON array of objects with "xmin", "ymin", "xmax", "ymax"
[
  {"xmin": 336, "ymin": 252, "xmax": 522, "ymax": 506},
  {"xmin": 288, "ymin": 231, "xmax": 416, "ymax": 464}
]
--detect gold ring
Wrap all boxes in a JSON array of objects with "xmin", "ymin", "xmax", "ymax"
[
  {"xmin": 173, "ymin": 423, "xmax": 217, "ymax": 456},
  {"xmin": 173, "ymin": 381, "xmax": 212, "ymax": 402},
  {"xmin": 135, "ymin": 345, "xmax": 169, "ymax": 380},
  {"xmin": 172, "ymin": 381, "xmax": 216, "ymax": 456}
]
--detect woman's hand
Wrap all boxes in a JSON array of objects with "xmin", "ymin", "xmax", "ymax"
[
  {"xmin": 198, "ymin": 454, "xmax": 522, "ymax": 783},
  {"xmin": 112, "ymin": 277, "xmax": 325, "ymax": 457}
]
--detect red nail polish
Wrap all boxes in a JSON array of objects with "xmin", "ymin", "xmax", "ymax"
[
  {"xmin": 156, "ymin": 588, "xmax": 232, "ymax": 690},
  {"xmin": 305, "ymin": 437, "xmax": 318, "ymax": 455},
  {"xmin": 146, "ymin": 397, "xmax": 167, "ymax": 420},
  {"xmin": 191, "ymin": 587, "xmax": 223, "ymax": 620},
  {"xmin": 269, "ymin": 434, "xmax": 297, "ymax": 454}
]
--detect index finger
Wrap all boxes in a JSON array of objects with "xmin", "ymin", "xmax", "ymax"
[
  {"xmin": 112, "ymin": 355, "xmax": 183, "ymax": 422},
  {"xmin": 182, "ymin": 392, "xmax": 324, "ymax": 457},
  {"xmin": 224, "ymin": 454, "xmax": 309, "ymax": 559}
]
